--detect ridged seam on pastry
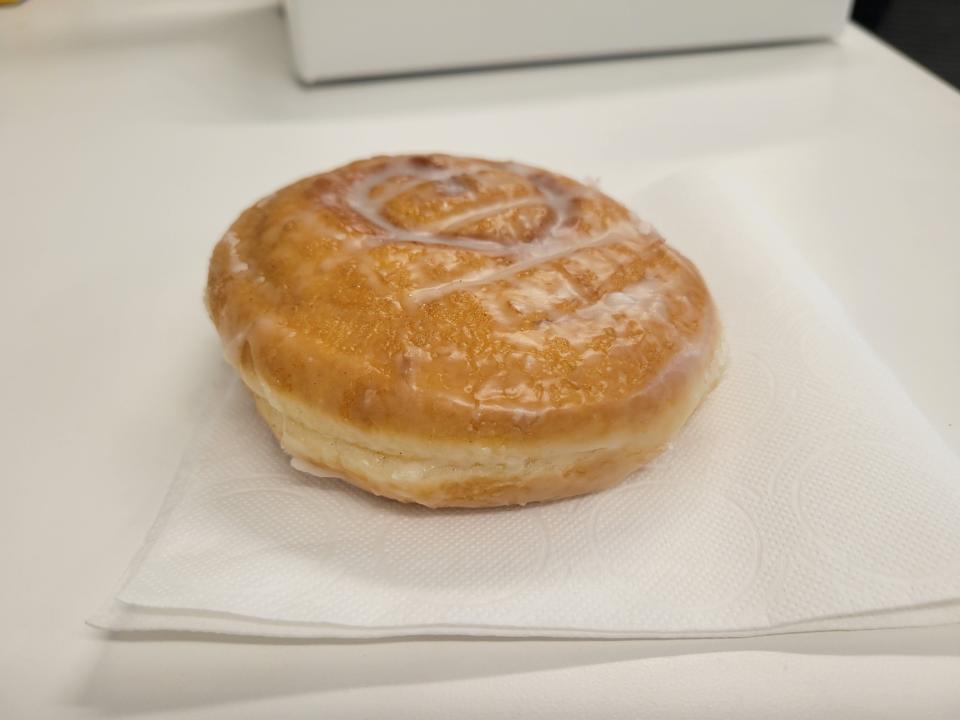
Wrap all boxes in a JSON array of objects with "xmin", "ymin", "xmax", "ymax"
[{"xmin": 205, "ymin": 154, "xmax": 723, "ymax": 507}]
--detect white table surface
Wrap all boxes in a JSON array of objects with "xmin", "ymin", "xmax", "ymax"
[{"xmin": 2, "ymin": 1, "xmax": 960, "ymax": 717}]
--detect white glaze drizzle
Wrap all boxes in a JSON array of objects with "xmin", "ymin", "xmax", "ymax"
[
  {"xmin": 342, "ymin": 158, "xmax": 707, "ymax": 410},
  {"xmin": 407, "ymin": 222, "xmax": 651, "ymax": 306},
  {"xmin": 223, "ymin": 230, "xmax": 248, "ymax": 273},
  {"xmin": 337, "ymin": 157, "xmax": 591, "ymax": 256}
]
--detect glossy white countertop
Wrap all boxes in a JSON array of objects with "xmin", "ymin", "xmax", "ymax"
[{"xmin": 2, "ymin": 1, "xmax": 959, "ymax": 717}]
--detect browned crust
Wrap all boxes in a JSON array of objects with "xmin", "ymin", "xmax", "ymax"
[{"xmin": 206, "ymin": 154, "xmax": 723, "ymax": 506}]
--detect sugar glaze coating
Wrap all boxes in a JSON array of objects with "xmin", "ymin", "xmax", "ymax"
[{"xmin": 206, "ymin": 154, "xmax": 722, "ymax": 507}]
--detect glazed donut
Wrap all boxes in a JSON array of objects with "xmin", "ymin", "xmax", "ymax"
[{"xmin": 206, "ymin": 154, "xmax": 723, "ymax": 507}]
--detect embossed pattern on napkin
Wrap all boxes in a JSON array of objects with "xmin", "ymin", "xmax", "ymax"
[{"xmin": 99, "ymin": 173, "xmax": 960, "ymax": 637}]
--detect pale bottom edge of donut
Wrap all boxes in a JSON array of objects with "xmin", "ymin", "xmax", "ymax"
[
  {"xmin": 244, "ymin": 340, "xmax": 726, "ymax": 509},
  {"xmin": 253, "ymin": 393, "xmax": 656, "ymax": 508}
]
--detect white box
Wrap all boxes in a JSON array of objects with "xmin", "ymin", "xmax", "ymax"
[{"xmin": 285, "ymin": 0, "xmax": 852, "ymax": 83}]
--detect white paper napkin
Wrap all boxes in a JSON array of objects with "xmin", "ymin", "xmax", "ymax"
[{"xmin": 91, "ymin": 171, "xmax": 960, "ymax": 638}]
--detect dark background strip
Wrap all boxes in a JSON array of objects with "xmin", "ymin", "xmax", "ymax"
[{"xmin": 854, "ymin": 0, "xmax": 960, "ymax": 89}]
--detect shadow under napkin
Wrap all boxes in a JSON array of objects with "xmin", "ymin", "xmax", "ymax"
[{"xmin": 74, "ymin": 624, "xmax": 960, "ymax": 716}]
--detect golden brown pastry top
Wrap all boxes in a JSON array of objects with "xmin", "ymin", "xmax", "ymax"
[{"xmin": 206, "ymin": 154, "xmax": 718, "ymax": 445}]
